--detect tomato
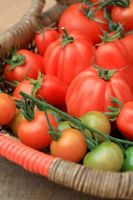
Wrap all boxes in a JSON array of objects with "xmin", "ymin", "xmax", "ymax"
[
  {"xmin": 95, "ymin": 39, "xmax": 133, "ymax": 91},
  {"xmin": 4, "ymin": 49, "xmax": 44, "ymax": 82},
  {"xmin": 80, "ymin": 111, "xmax": 111, "ymax": 141},
  {"xmin": 66, "ymin": 67, "xmax": 133, "ymax": 118},
  {"xmin": 58, "ymin": 3, "xmax": 109, "ymax": 44},
  {"xmin": 83, "ymin": 142, "xmax": 124, "ymax": 171},
  {"xmin": 122, "ymin": 146, "xmax": 133, "ymax": 171},
  {"xmin": 111, "ymin": 0, "xmax": 133, "ymax": 32},
  {"xmin": 10, "ymin": 109, "xmax": 24, "ymax": 136},
  {"xmin": 116, "ymin": 101, "xmax": 133, "ymax": 141},
  {"xmin": 35, "ymin": 29, "xmax": 59, "ymax": 55},
  {"xmin": 120, "ymin": 34, "xmax": 133, "ymax": 66},
  {"xmin": 0, "ymin": 92, "xmax": 16, "ymax": 125},
  {"xmin": 18, "ymin": 111, "xmax": 58, "ymax": 150},
  {"xmin": 50, "ymin": 128, "xmax": 87, "ymax": 162},
  {"xmin": 36, "ymin": 75, "xmax": 68, "ymax": 109},
  {"xmin": 44, "ymin": 29, "xmax": 95, "ymax": 85},
  {"xmin": 13, "ymin": 80, "xmax": 34, "ymax": 100}
]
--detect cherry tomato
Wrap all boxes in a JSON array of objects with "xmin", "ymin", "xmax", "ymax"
[
  {"xmin": 50, "ymin": 128, "xmax": 87, "ymax": 162},
  {"xmin": 0, "ymin": 92, "xmax": 16, "ymax": 125},
  {"xmin": 83, "ymin": 142, "xmax": 124, "ymax": 171},
  {"xmin": 35, "ymin": 29, "xmax": 59, "ymax": 55},
  {"xmin": 18, "ymin": 111, "xmax": 58, "ymax": 150}
]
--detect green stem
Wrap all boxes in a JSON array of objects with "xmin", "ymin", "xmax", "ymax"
[
  {"xmin": 19, "ymin": 92, "xmax": 133, "ymax": 147},
  {"xmin": 61, "ymin": 27, "xmax": 74, "ymax": 47}
]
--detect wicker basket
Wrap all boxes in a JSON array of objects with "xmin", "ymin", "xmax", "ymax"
[{"xmin": 0, "ymin": 1, "xmax": 133, "ymax": 199}]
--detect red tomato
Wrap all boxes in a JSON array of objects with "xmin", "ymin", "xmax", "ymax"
[
  {"xmin": 44, "ymin": 30, "xmax": 95, "ymax": 85},
  {"xmin": 120, "ymin": 34, "xmax": 133, "ymax": 66},
  {"xmin": 0, "ymin": 92, "xmax": 16, "ymax": 125},
  {"xmin": 36, "ymin": 75, "xmax": 68, "ymax": 109},
  {"xmin": 117, "ymin": 101, "xmax": 133, "ymax": 141},
  {"xmin": 4, "ymin": 50, "xmax": 44, "ymax": 82},
  {"xmin": 35, "ymin": 29, "xmax": 59, "ymax": 55},
  {"xmin": 13, "ymin": 80, "xmax": 34, "ymax": 100},
  {"xmin": 95, "ymin": 39, "xmax": 133, "ymax": 91},
  {"xmin": 50, "ymin": 128, "xmax": 87, "ymax": 162},
  {"xmin": 18, "ymin": 111, "xmax": 58, "ymax": 150},
  {"xmin": 10, "ymin": 109, "xmax": 24, "ymax": 136},
  {"xmin": 58, "ymin": 3, "xmax": 109, "ymax": 44},
  {"xmin": 111, "ymin": 1, "xmax": 133, "ymax": 32},
  {"xmin": 66, "ymin": 67, "xmax": 133, "ymax": 118}
]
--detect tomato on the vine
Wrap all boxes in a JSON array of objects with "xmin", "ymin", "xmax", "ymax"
[
  {"xmin": 83, "ymin": 141, "xmax": 124, "ymax": 171},
  {"xmin": 50, "ymin": 128, "xmax": 87, "ymax": 162},
  {"xmin": 18, "ymin": 111, "xmax": 58, "ymax": 150}
]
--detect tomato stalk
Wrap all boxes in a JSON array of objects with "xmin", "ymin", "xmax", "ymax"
[
  {"xmin": 61, "ymin": 27, "xmax": 74, "ymax": 47},
  {"xmin": 104, "ymin": 97, "xmax": 123, "ymax": 121},
  {"xmin": 94, "ymin": 65, "xmax": 117, "ymax": 81},
  {"xmin": 18, "ymin": 92, "xmax": 133, "ymax": 148}
]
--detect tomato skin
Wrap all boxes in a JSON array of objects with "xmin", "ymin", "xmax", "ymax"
[
  {"xmin": 18, "ymin": 111, "xmax": 58, "ymax": 150},
  {"xmin": 35, "ymin": 29, "xmax": 59, "ymax": 55},
  {"xmin": 116, "ymin": 101, "xmax": 133, "ymax": 141},
  {"xmin": 10, "ymin": 110, "xmax": 24, "ymax": 136},
  {"xmin": 0, "ymin": 93, "xmax": 16, "ymax": 125},
  {"xmin": 120, "ymin": 34, "xmax": 133, "ymax": 66},
  {"xmin": 83, "ymin": 142, "xmax": 124, "ymax": 171},
  {"xmin": 50, "ymin": 128, "xmax": 87, "ymax": 162},
  {"xmin": 44, "ymin": 31, "xmax": 95, "ymax": 85},
  {"xmin": 36, "ymin": 75, "xmax": 68, "ymax": 109},
  {"xmin": 95, "ymin": 40, "xmax": 133, "ymax": 91},
  {"xmin": 13, "ymin": 80, "xmax": 34, "ymax": 100},
  {"xmin": 58, "ymin": 3, "xmax": 109, "ymax": 44},
  {"xmin": 111, "ymin": 1, "xmax": 133, "ymax": 32},
  {"xmin": 66, "ymin": 67, "xmax": 133, "ymax": 118},
  {"xmin": 4, "ymin": 50, "xmax": 44, "ymax": 82},
  {"xmin": 81, "ymin": 111, "xmax": 111, "ymax": 141}
]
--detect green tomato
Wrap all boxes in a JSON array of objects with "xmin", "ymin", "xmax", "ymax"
[
  {"xmin": 122, "ymin": 146, "xmax": 133, "ymax": 171},
  {"xmin": 80, "ymin": 111, "xmax": 111, "ymax": 141},
  {"xmin": 83, "ymin": 142, "xmax": 124, "ymax": 172}
]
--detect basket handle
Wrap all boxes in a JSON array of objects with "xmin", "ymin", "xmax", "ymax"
[{"xmin": 0, "ymin": 0, "xmax": 45, "ymax": 58}]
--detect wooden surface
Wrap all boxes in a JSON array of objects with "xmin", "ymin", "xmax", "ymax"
[{"xmin": 0, "ymin": 1, "xmax": 91, "ymax": 200}]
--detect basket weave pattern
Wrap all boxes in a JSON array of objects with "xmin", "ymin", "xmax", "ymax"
[{"xmin": 0, "ymin": 1, "xmax": 133, "ymax": 199}]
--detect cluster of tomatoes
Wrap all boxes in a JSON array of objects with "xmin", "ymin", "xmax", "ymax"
[{"xmin": 1, "ymin": 0, "xmax": 133, "ymax": 172}]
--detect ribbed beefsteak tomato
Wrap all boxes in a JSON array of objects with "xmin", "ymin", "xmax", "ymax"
[
  {"xmin": 66, "ymin": 67, "xmax": 133, "ymax": 118},
  {"xmin": 44, "ymin": 29, "xmax": 95, "ymax": 85}
]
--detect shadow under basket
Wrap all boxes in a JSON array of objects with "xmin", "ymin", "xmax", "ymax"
[{"xmin": 0, "ymin": 0, "xmax": 133, "ymax": 199}]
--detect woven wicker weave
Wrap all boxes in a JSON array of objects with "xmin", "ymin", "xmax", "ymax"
[{"xmin": 0, "ymin": 1, "xmax": 133, "ymax": 199}]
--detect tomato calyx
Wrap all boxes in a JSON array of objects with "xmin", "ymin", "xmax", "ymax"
[
  {"xmin": 61, "ymin": 27, "xmax": 74, "ymax": 47},
  {"xmin": 104, "ymin": 97, "xmax": 123, "ymax": 121},
  {"xmin": 5, "ymin": 48, "xmax": 26, "ymax": 70},
  {"xmin": 94, "ymin": 65, "xmax": 117, "ymax": 81}
]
